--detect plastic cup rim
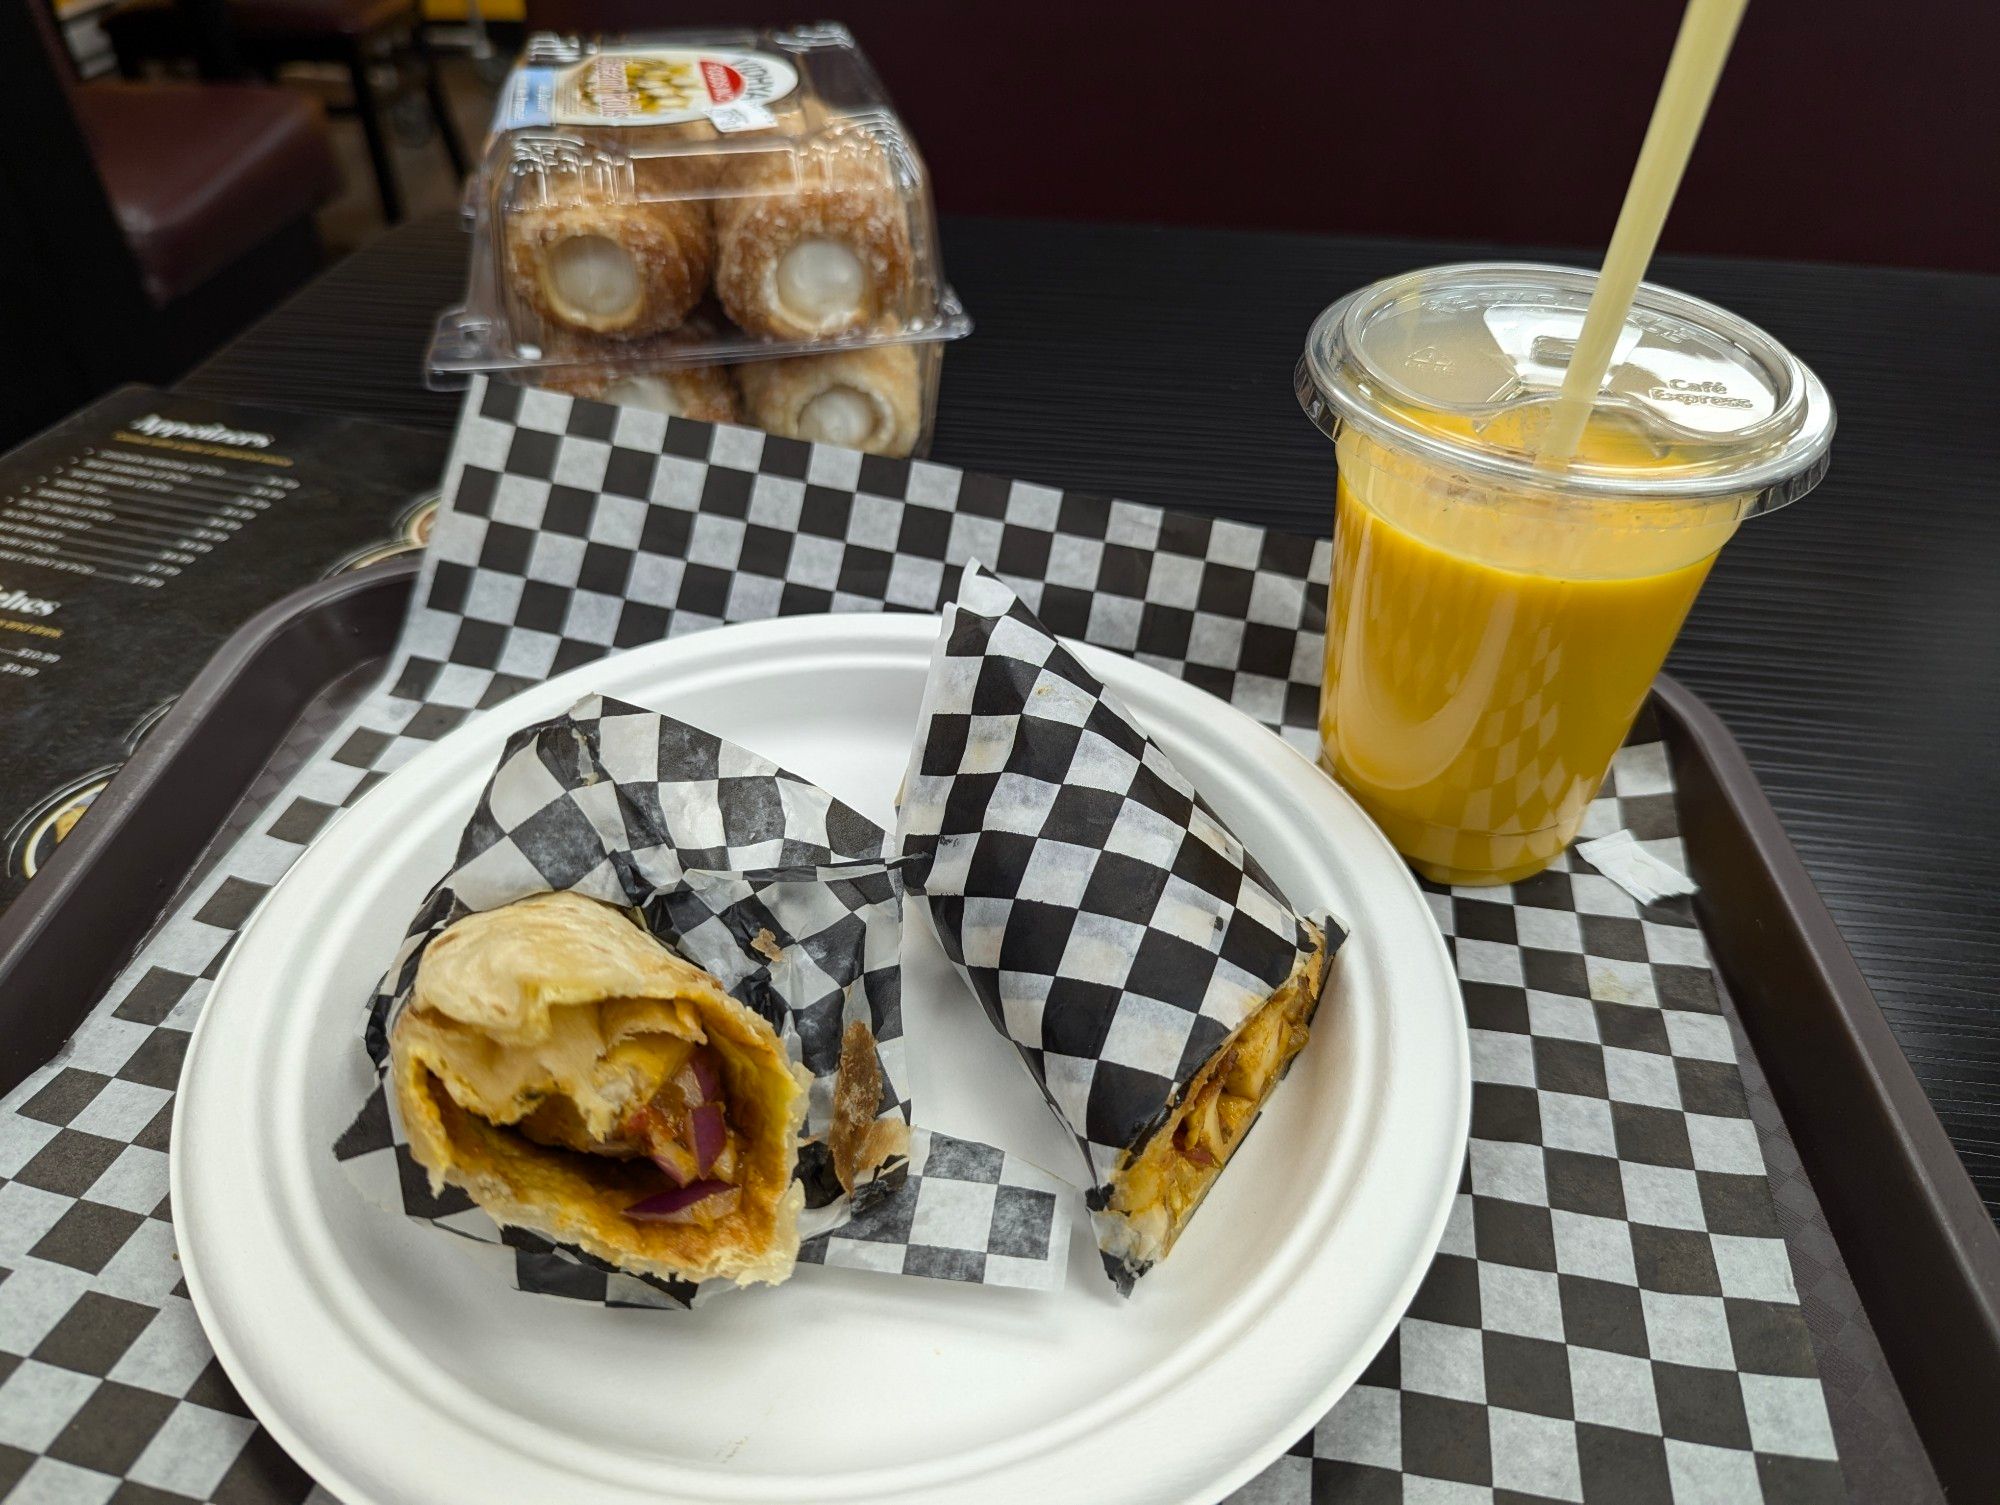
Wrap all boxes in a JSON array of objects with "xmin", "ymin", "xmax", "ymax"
[{"xmin": 1296, "ymin": 261, "xmax": 1836, "ymax": 514}]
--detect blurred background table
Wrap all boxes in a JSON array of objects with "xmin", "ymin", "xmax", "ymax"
[{"xmin": 178, "ymin": 210, "xmax": 2000, "ymax": 1216}]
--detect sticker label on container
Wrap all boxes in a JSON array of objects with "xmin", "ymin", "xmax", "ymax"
[
  {"xmin": 708, "ymin": 101, "xmax": 778, "ymax": 133},
  {"xmin": 548, "ymin": 48, "xmax": 799, "ymax": 128},
  {"xmin": 494, "ymin": 65, "xmax": 560, "ymax": 131}
]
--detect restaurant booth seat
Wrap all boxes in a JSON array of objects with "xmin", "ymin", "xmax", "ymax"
[
  {"xmin": 0, "ymin": 0, "xmax": 344, "ymax": 450},
  {"xmin": 102, "ymin": 0, "xmax": 467, "ymax": 224},
  {"xmin": 74, "ymin": 80, "xmax": 339, "ymax": 306}
]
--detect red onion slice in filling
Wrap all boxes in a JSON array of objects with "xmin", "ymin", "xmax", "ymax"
[
  {"xmin": 625, "ymin": 1179, "xmax": 736, "ymax": 1222},
  {"xmin": 689, "ymin": 1049, "xmax": 722, "ymax": 1104},
  {"xmin": 690, "ymin": 1102, "xmax": 727, "ymax": 1173}
]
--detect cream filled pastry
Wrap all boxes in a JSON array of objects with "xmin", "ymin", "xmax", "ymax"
[
  {"xmin": 389, "ymin": 892, "xmax": 810, "ymax": 1287},
  {"xmin": 535, "ymin": 315, "xmax": 742, "ymax": 422},
  {"xmin": 539, "ymin": 358, "xmax": 740, "ymax": 423},
  {"xmin": 713, "ymin": 132, "xmax": 914, "ymax": 339},
  {"xmin": 505, "ymin": 195, "xmax": 713, "ymax": 339},
  {"xmin": 737, "ymin": 344, "xmax": 923, "ymax": 457}
]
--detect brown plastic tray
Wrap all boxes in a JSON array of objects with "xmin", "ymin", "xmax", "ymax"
[
  {"xmin": 0, "ymin": 561, "xmax": 412, "ymax": 1096},
  {"xmin": 0, "ymin": 559, "xmax": 1994, "ymax": 1500},
  {"xmin": 1654, "ymin": 678, "xmax": 2000, "ymax": 1497}
]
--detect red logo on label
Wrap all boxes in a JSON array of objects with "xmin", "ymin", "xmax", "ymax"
[{"xmin": 701, "ymin": 60, "xmax": 745, "ymax": 104}]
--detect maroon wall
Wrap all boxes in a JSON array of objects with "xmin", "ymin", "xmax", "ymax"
[{"xmin": 525, "ymin": 1, "xmax": 2000, "ymax": 272}]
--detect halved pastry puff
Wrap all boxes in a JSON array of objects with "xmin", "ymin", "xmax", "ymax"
[{"xmin": 389, "ymin": 891, "xmax": 810, "ymax": 1287}]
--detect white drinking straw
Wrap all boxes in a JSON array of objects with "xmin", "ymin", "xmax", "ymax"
[{"xmin": 1536, "ymin": 0, "xmax": 1751, "ymax": 467}]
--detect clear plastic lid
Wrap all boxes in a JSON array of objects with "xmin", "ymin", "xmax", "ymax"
[
  {"xmin": 429, "ymin": 25, "xmax": 969, "ymax": 381},
  {"xmin": 1296, "ymin": 263, "xmax": 1834, "ymax": 512}
]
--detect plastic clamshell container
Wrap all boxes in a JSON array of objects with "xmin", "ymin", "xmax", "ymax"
[{"xmin": 428, "ymin": 26, "xmax": 967, "ymax": 457}]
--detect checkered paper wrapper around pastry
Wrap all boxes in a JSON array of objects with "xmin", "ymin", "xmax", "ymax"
[
  {"xmin": 896, "ymin": 565, "xmax": 1346, "ymax": 1293},
  {"xmin": 334, "ymin": 690, "xmax": 1071, "ymax": 1306}
]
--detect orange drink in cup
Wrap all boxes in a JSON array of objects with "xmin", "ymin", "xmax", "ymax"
[{"xmin": 1296, "ymin": 264, "xmax": 1833, "ymax": 884}]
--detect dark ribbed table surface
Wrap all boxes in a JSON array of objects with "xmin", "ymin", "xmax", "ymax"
[{"xmin": 182, "ymin": 212, "xmax": 2000, "ymax": 1215}]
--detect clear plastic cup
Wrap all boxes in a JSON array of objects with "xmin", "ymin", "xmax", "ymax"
[{"xmin": 1296, "ymin": 264, "xmax": 1834, "ymax": 886}]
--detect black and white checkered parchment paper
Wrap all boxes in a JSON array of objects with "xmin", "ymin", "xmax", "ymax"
[
  {"xmin": 899, "ymin": 564, "xmax": 1340, "ymax": 1294},
  {"xmin": 0, "ymin": 377, "xmax": 1842, "ymax": 1503},
  {"xmin": 332, "ymin": 689, "xmax": 1071, "ymax": 1307}
]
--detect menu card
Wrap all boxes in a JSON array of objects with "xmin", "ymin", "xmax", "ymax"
[{"xmin": 0, "ymin": 386, "xmax": 444, "ymax": 910}]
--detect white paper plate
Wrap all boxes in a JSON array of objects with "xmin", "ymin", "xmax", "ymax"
[{"xmin": 173, "ymin": 613, "xmax": 1467, "ymax": 1505}]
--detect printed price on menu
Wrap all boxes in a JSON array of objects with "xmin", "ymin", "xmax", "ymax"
[{"xmin": 0, "ymin": 432, "xmax": 294, "ymax": 590}]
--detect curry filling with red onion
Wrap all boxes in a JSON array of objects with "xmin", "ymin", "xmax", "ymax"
[{"xmin": 1099, "ymin": 928, "xmax": 1331, "ymax": 1269}]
